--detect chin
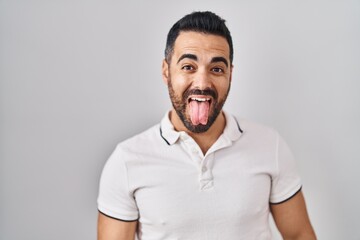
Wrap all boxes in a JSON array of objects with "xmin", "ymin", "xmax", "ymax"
[{"xmin": 185, "ymin": 122, "xmax": 212, "ymax": 133}]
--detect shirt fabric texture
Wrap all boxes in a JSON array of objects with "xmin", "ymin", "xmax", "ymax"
[{"xmin": 97, "ymin": 111, "xmax": 302, "ymax": 240}]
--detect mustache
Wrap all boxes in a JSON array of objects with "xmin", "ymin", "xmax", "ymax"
[{"xmin": 183, "ymin": 88, "xmax": 218, "ymax": 101}]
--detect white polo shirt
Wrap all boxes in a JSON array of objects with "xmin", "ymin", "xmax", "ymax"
[{"xmin": 97, "ymin": 111, "xmax": 302, "ymax": 240}]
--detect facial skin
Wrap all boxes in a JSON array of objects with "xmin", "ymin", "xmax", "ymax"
[{"xmin": 162, "ymin": 31, "xmax": 233, "ymax": 134}]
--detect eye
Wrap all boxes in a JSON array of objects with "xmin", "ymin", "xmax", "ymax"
[
  {"xmin": 181, "ymin": 65, "xmax": 195, "ymax": 71},
  {"xmin": 211, "ymin": 67, "xmax": 224, "ymax": 73}
]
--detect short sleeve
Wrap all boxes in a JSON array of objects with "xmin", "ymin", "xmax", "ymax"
[
  {"xmin": 97, "ymin": 146, "xmax": 139, "ymax": 221},
  {"xmin": 269, "ymin": 133, "xmax": 302, "ymax": 204}
]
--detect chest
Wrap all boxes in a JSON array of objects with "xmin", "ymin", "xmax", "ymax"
[{"xmin": 127, "ymin": 148, "xmax": 275, "ymax": 234}]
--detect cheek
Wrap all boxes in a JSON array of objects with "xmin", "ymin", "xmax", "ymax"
[
  {"xmin": 170, "ymin": 74, "xmax": 191, "ymax": 93},
  {"xmin": 215, "ymin": 79, "xmax": 231, "ymax": 94}
]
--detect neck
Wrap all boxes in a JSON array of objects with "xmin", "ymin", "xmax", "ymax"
[{"xmin": 170, "ymin": 109, "xmax": 226, "ymax": 155}]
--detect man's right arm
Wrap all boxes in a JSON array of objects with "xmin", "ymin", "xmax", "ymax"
[{"xmin": 97, "ymin": 212, "xmax": 137, "ymax": 240}]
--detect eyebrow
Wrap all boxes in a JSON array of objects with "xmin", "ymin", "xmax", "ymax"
[
  {"xmin": 211, "ymin": 57, "xmax": 228, "ymax": 67},
  {"xmin": 177, "ymin": 53, "xmax": 197, "ymax": 64},
  {"xmin": 177, "ymin": 54, "xmax": 229, "ymax": 68}
]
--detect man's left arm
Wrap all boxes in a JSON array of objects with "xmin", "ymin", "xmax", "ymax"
[{"xmin": 270, "ymin": 190, "xmax": 316, "ymax": 240}]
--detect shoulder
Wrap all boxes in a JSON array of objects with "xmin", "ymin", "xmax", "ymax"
[
  {"xmin": 104, "ymin": 122, "xmax": 177, "ymax": 173},
  {"xmin": 107, "ymin": 122, "xmax": 174, "ymax": 166},
  {"xmin": 115, "ymin": 123, "xmax": 162, "ymax": 153},
  {"xmin": 235, "ymin": 118, "xmax": 279, "ymax": 139},
  {"xmin": 100, "ymin": 123, "xmax": 161, "ymax": 176}
]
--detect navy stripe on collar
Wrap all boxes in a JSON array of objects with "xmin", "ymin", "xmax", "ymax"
[
  {"xmin": 159, "ymin": 127, "xmax": 170, "ymax": 145},
  {"xmin": 233, "ymin": 117, "xmax": 243, "ymax": 133}
]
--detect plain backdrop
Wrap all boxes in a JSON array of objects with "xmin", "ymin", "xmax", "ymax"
[{"xmin": 1, "ymin": 0, "xmax": 359, "ymax": 239}]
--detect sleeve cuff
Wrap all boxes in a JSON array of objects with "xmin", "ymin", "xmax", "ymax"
[
  {"xmin": 98, "ymin": 209, "xmax": 138, "ymax": 222},
  {"xmin": 270, "ymin": 185, "xmax": 302, "ymax": 204},
  {"xmin": 97, "ymin": 203, "xmax": 139, "ymax": 222}
]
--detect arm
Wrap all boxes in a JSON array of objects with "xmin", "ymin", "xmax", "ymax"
[
  {"xmin": 97, "ymin": 212, "xmax": 137, "ymax": 240},
  {"xmin": 270, "ymin": 190, "xmax": 316, "ymax": 240}
]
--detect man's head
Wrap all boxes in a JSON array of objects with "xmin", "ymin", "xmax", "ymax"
[{"xmin": 162, "ymin": 11, "xmax": 233, "ymax": 134}]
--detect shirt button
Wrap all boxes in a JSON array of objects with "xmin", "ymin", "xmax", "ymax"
[{"xmin": 201, "ymin": 166, "xmax": 207, "ymax": 172}]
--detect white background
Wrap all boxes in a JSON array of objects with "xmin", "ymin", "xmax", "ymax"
[{"xmin": 1, "ymin": 0, "xmax": 359, "ymax": 239}]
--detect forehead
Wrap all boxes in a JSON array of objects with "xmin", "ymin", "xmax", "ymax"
[{"xmin": 172, "ymin": 31, "xmax": 230, "ymax": 61}]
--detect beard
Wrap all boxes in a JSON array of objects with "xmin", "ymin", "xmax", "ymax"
[{"xmin": 167, "ymin": 76, "xmax": 230, "ymax": 133}]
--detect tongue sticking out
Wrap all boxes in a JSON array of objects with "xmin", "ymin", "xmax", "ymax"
[{"xmin": 189, "ymin": 100, "xmax": 210, "ymax": 125}]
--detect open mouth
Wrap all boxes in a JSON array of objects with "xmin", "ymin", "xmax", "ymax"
[
  {"xmin": 188, "ymin": 96, "xmax": 212, "ymax": 125},
  {"xmin": 189, "ymin": 97, "xmax": 211, "ymax": 102}
]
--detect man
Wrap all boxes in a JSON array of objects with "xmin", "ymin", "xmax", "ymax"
[{"xmin": 97, "ymin": 11, "xmax": 316, "ymax": 240}]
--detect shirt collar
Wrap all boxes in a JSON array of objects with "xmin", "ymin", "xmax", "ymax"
[
  {"xmin": 159, "ymin": 111, "xmax": 181, "ymax": 145},
  {"xmin": 159, "ymin": 110, "xmax": 243, "ymax": 146},
  {"xmin": 222, "ymin": 111, "xmax": 243, "ymax": 142}
]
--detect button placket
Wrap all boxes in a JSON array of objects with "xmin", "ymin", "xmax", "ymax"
[
  {"xmin": 179, "ymin": 132, "xmax": 203, "ymax": 167},
  {"xmin": 178, "ymin": 132, "xmax": 215, "ymax": 190},
  {"xmin": 199, "ymin": 153, "xmax": 214, "ymax": 190}
]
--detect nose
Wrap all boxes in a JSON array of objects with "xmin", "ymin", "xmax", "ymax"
[{"xmin": 192, "ymin": 68, "xmax": 212, "ymax": 90}]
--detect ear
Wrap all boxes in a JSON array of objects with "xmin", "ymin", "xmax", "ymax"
[{"xmin": 162, "ymin": 59, "xmax": 170, "ymax": 85}]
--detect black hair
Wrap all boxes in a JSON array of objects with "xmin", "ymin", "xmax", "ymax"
[{"xmin": 165, "ymin": 11, "xmax": 233, "ymax": 64}]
